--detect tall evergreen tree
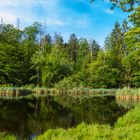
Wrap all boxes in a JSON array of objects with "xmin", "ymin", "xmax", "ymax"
[
  {"xmin": 89, "ymin": 39, "xmax": 100, "ymax": 61},
  {"xmin": 68, "ymin": 34, "xmax": 79, "ymax": 63},
  {"xmin": 123, "ymin": 6, "xmax": 140, "ymax": 87},
  {"xmin": 54, "ymin": 33, "xmax": 64, "ymax": 48}
]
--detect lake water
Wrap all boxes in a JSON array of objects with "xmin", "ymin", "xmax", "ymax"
[{"xmin": 0, "ymin": 95, "xmax": 134, "ymax": 139}]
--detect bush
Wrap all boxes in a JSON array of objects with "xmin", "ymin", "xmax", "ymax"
[
  {"xmin": 35, "ymin": 123, "xmax": 112, "ymax": 140},
  {"xmin": 54, "ymin": 77, "xmax": 78, "ymax": 90},
  {"xmin": 115, "ymin": 106, "xmax": 140, "ymax": 127}
]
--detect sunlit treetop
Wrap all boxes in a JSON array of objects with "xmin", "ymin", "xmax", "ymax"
[
  {"xmin": 129, "ymin": 6, "xmax": 140, "ymax": 26},
  {"xmin": 90, "ymin": 0, "xmax": 140, "ymax": 12}
]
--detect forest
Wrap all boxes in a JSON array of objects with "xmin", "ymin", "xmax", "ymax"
[{"xmin": 0, "ymin": 6, "xmax": 140, "ymax": 89}]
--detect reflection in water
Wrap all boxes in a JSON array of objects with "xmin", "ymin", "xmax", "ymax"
[
  {"xmin": 116, "ymin": 97, "xmax": 140, "ymax": 108},
  {"xmin": 0, "ymin": 95, "xmax": 128, "ymax": 139}
]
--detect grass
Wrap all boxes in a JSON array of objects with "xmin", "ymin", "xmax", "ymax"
[
  {"xmin": 115, "ymin": 106, "xmax": 140, "ymax": 127},
  {"xmin": 35, "ymin": 105, "xmax": 140, "ymax": 140},
  {"xmin": 35, "ymin": 124, "xmax": 112, "ymax": 140},
  {"xmin": 113, "ymin": 106, "xmax": 140, "ymax": 140},
  {"xmin": 0, "ymin": 132, "xmax": 16, "ymax": 140}
]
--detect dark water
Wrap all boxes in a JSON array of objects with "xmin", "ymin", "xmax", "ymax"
[{"xmin": 0, "ymin": 95, "xmax": 129, "ymax": 139}]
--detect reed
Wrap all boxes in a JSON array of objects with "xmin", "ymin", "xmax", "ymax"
[
  {"xmin": 116, "ymin": 87, "xmax": 140, "ymax": 100},
  {"xmin": 0, "ymin": 87, "xmax": 32, "ymax": 97},
  {"xmin": 2, "ymin": 86, "xmax": 140, "ymax": 98}
]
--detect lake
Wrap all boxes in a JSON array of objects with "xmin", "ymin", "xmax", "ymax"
[{"xmin": 0, "ymin": 95, "xmax": 136, "ymax": 140}]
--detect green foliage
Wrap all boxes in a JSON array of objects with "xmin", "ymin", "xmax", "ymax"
[
  {"xmin": 68, "ymin": 34, "xmax": 79, "ymax": 63},
  {"xmin": 115, "ymin": 106, "xmax": 140, "ymax": 127},
  {"xmin": 1, "ymin": 6, "xmax": 140, "ymax": 89},
  {"xmin": 0, "ymin": 132, "xmax": 15, "ymax": 140},
  {"xmin": 129, "ymin": 6, "xmax": 140, "ymax": 26},
  {"xmin": 123, "ymin": 6, "xmax": 140, "ymax": 87},
  {"xmin": 0, "ymin": 22, "xmax": 40, "ymax": 86},
  {"xmin": 54, "ymin": 77, "xmax": 77, "ymax": 90},
  {"xmin": 0, "ymin": 24, "xmax": 22, "ymax": 46},
  {"xmin": 35, "ymin": 123, "xmax": 112, "ymax": 140},
  {"xmin": 41, "ymin": 47, "xmax": 72, "ymax": 87},
  {"xmin": 113, "ymin": 106, "xmax": 140, "ymax": 140},
  {"xmin": 23, "ymin": 22, "xmax": 42, "ymax": 42},
  {"xmin": 90, "ymin": 0, "xmax": 140, "ymax": 12},
  {"xmin": 0, "ymin": 43, "xmax": 25, "ymax": 85}
]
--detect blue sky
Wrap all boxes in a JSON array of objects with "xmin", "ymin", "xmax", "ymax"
[{"xmin": 0, "ymin": 0, "xmax": 129, "ymax": 46}]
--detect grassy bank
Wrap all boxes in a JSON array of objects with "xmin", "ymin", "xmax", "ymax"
[{"xmin": 35, "ymin": 105, "xmax": 140, "ymax": 140}]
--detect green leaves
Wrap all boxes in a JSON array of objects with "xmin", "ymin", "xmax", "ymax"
[
  {"xmin": 129, "ymin": 6, "xmax": 140, "ymax": 26},
  {"xmin": 123, "ymin": 7, "xmax": 140, "ymax": 87},
  {"xmin": 0, "ymin": 43, "xmax": 24, "ymax": 85},
  {"xmin": 90, "ymin": 0, "xmax": 140, "ymax": 12},
  {"xmin": 1, "ymin": 6, "xmax": 140, "ymax": 89},
  {"xmin": 31, "ymin": 47, "xmax": 73, "ymax": 87}
]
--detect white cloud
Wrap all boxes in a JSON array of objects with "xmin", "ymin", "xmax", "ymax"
[
  {"xmin": 75, "ymin": 17, "xmax": 90, "ymax": 28},
  {"xmin": 0, "ymin": 0, "xmax": 92, "ymax": 29},
  {"xmin": 0, "ymin": 0, "xmax": 18, "ymax": 6},
  {"xmin": 0, "ymin": 11, "xmax": 18, "ymax": 24},
  {"xmin": 0, "ymin": 0, "xmax": 64, "ymax": 27},
  {"xmin": 47, "ymin": 19, "xmax": 64, "ymax": 26},
  {"xmin": 104, "ymin": 0, "xmax": 110, "ymax": 3},
  {"xmin": 0, "ymin": 0, "xmax": 57, "ymax": 6},
  {"xmin": 104, "ymin": 9, "xmax": 114, "ymax": 14}
]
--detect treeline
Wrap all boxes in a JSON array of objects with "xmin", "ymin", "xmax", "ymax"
[{"xmin": 0, "ymin": 6, "xmax": 140, "ymax": 88}]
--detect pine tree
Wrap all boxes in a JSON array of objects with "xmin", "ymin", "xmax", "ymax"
[{"xmin": 68, "ymin": 34, "xmax": 79, "ymax": 63}]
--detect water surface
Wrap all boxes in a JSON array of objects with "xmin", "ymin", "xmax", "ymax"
[{"xmin": 0, "ymin": 95, "xmax": 131, "ymax": 139}]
